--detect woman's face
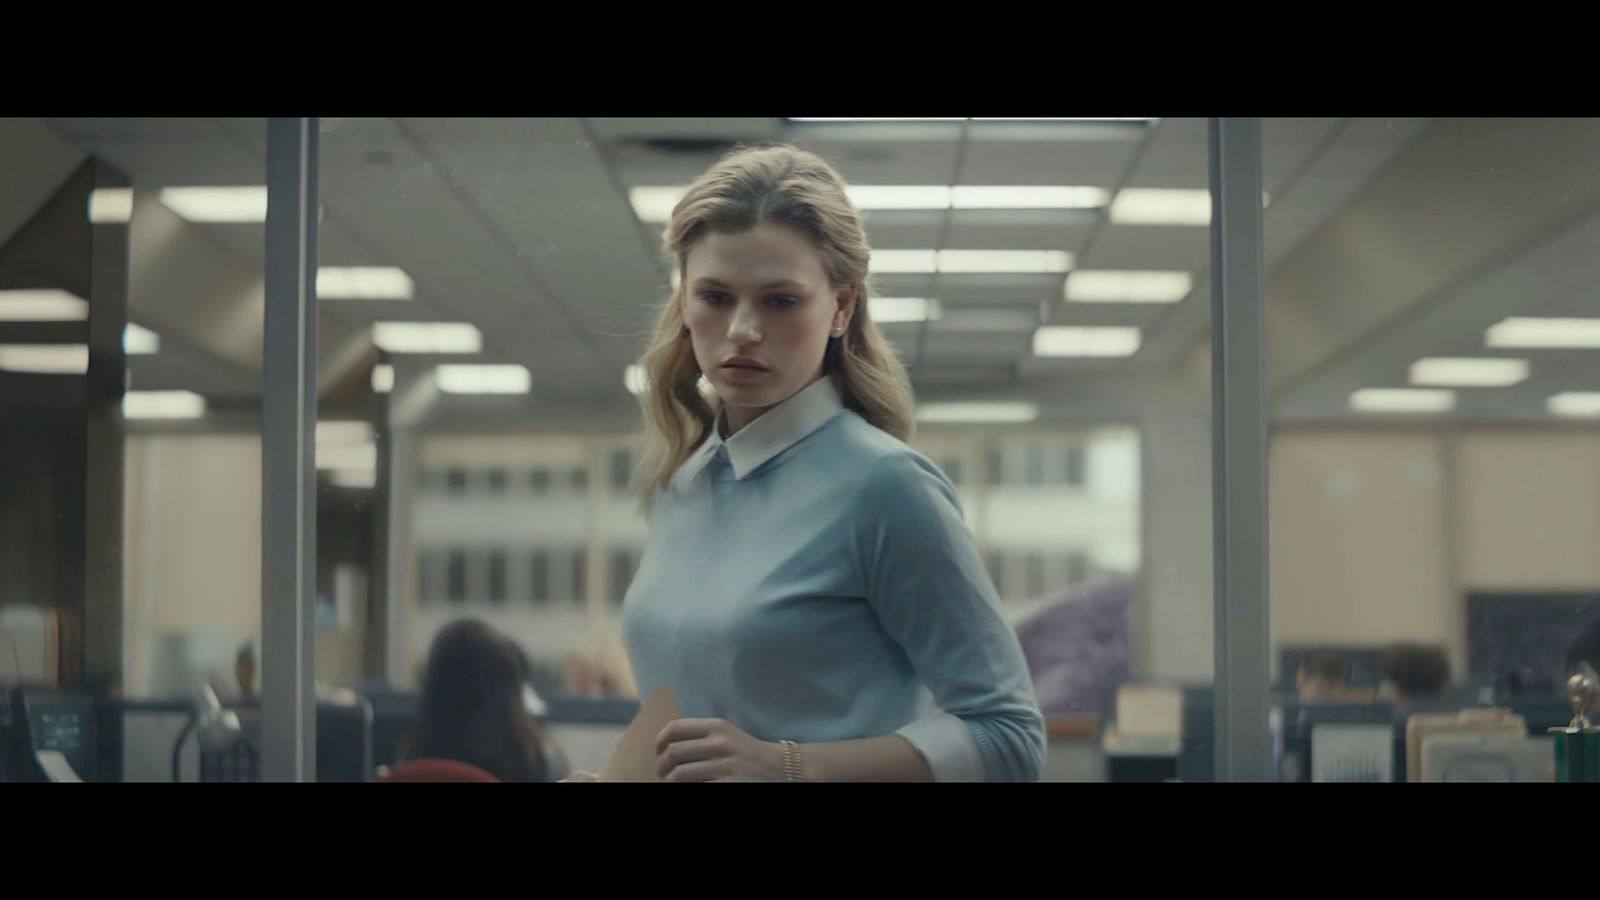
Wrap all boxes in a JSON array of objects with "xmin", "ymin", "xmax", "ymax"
[{"xmin": 681, "ymin": 221, "xmax": 855, "ymax": 434}]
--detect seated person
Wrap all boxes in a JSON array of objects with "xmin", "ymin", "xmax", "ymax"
[
  {"xmin": 403, "ymin": 619, "xmax": 552, "ymax": 782},
  {"xmin": 505, "ymin": 641, "xmax": 572, "ymax": 780},
  {"xmin": 1378, "ymin": 642, "xmax": 1450, "ymax": 709},
  {"xmin": 1295, "ymin": 651, "xmax": 1348, "ymax": 702}
]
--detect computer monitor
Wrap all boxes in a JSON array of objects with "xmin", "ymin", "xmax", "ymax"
[
  {"xmin": 26, "ymin": 693, "xmax": 97, "ymax": 782},
  {"xmin": 365, "ymin": 690, "xmax": 419, "ymax": 771},
  {"xmin": 1467, "ymin": 592, "xmax": 1600, "ymax": 690},
  {"xmin": 1273, "ymin": 700, "xmax": 1402, "ymax": 782},
  {"xmin": 0, "ymin": 690, "xmax": 99, "ymax": 783},
  {"xmin": 316, "ymin": 698, "xmax": 373, "ymax": 783},
  {"xmin": 1, "ymin": 688, "xmax": 44, "ymax": 782}
]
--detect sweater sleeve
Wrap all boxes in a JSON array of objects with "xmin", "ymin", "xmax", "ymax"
[{"xmin": 852, "ymin": 451, "xmax": 1046, "ymax": 782}]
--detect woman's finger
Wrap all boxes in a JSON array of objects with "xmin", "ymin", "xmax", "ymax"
[
  {"xmin": 654, "ymin": 717, "xmax": 719, "ymax": 755},
  {"xmin": 662, "ymin": 758, "xmax": 728, "ymax": 783},
  {"xmin": 655, "ymin": 734, "xmax": 733, "ymax": 779}
]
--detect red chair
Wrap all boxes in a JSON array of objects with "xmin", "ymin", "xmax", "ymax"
[{"xmin": 377, "ymin": 758, "xmax": 500, "ymax": 782}]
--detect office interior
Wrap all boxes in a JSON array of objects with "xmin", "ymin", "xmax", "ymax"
[{"xmin": 1, "ymin": 117, "xmax": 1597, "ymax": 783}]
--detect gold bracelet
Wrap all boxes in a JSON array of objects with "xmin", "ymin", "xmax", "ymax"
[{"xmin": 779, "ymin": 739, "xmax": 805, "ymax": 782}]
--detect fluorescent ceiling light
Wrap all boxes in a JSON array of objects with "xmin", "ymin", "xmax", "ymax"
[
  {"xmin": 629, "ymin": 186, "xmax": 683, "ymax": 224},
  {"xmin": 1485, "ymin": 317, "xmax": 1600, "ymax": 349},
  {"xmin": 1349, "ymin": 388, "xmax": 1456, "ymax": 413},
  {"xmin": 0, "ymin": 344, "xmax": 89, "ymax": 374},
  {"xmin": 937, "ymin": 307, "xmax": 1039, "ymax": 331},
  {"xmin": 1065, "ymin": 271, "xmax": 1193, "ymax": 303},
  {"xmin": 158, "ymin": 186, "xmax": 268, "ymax": 223},
  {"xmin": 316, "ymin": 420, "xmax": 373, "ymax": 446},
  {"xmin": 318, "ymin": 267, "xmax": 414, "ymax": 300},
  {"xmin": 872, "ymin": 249, "xmax": 1073, "ymax": 275},
  {"xmin": 372, "ymin": 364, "xmax": 394, "ymax": 394},
  {"xmin": 435, "ymin": 364, "xmax": 530, "ymax": 394},
  {"xmin": 972, "ymin": 117, "xmax": 1153, "ymax": 122},
  {"xmin": 849, "ymin": 185, "xmax": 1114, "ymax": 211},
  {"xmin": 870, "ymin": 250, "xmax": 941, "ymax": 274},
  {"xmin": 917, "ymin": 402, "xmax": 1040, "ymax": 423},
  {"xmin": 329, "ymin": 468, "xmax": 378, "ymax": 489},
  {"xmin": 317, "ymin": 442, "xmax": 378, "ymax": 471},
  {"xmin": 0, "ymin": 289, "xmax": 88, "ymax": 321},
  {"xmin": 873, "ymin": 297, "xmax": 942, "ymax": 323},
  {"xmin": 1409, "ymin": 357, "xmax": 1529, "ymax": 387},
  {"xmin": 938, "ymin": 250, "xmax": 1072, "ymax": 274},
  {"xmin": 1548, "ymin": 392, "xmax": 1600, "ymax": 418},
  {"xmin": 1109, "ymin": 188, "xmax": 1212, "ymax": 226},
  {"xmin": 123, "ymin": 390, "xmax": 205, "ymax": 419},
  {"xmin": 1105, "ymin": 188, "xmax": 1271, "ymax": 225},
  {"xmin": 788, "ymin": 117, "xmax": 967, "ymax": 122},
  {"xmin": 124, "ymin": 323, "xmax": 161, "ymax": 354},
  {"xmin": 88, "ymin": 188, "xmax": 133, "ymax": 224},
  {"xmin": 790, "ymin": 118, "xmax": 1149, "ymax": 123},
  {"xmin": 848, "ymin": 186, "xmax": 951, "ymax": 210},
  {"xmin": 624, "ymin": 364, "xmax": 650, "ymax": 396},
  {"xmin": 372, "ymin": 322, "xmax": 482, "ymax": 354},
  {"xmin": 950, "ymin": 186, "xmax": 1109, "ymax": 209},
  {"xmin": 1032, "ymin": 326, "xmax": 1141, "ymax": 357}
]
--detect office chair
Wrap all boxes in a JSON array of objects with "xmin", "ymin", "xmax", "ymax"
[{"xmin": 377, "ymin": 758, "xmax": 499, "ymax": 782}]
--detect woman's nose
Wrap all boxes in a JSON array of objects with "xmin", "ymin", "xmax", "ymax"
[{"xmin": 727, "ymin": 303, "xmax": 761, "ymax": 344}]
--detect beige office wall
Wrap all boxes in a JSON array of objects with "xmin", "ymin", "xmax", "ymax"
[{"xmin": 1269, "ymin": 426, "xmax": 1600, "ymax": 678}]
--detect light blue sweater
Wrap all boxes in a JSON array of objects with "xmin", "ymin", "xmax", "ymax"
[{"xmin": 622, "ymin": 377, "xmax": 1045, "ymax": 781}]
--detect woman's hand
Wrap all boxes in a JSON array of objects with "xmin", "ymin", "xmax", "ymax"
[
  {"xmin": 559, "ymin": 770, "xmax": 600, "ymax": 782},
  {"xmin": 655, "ymin": 718, "xmax": 786, "ymax": 782}
]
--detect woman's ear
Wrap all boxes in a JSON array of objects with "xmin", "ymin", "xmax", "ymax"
[{"xmin": 834, "ymin": 283, "xmax": 859, "ymax": 334}]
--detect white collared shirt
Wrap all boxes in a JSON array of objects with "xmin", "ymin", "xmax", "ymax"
[{"xmin": 672, "ymin": 375, "xmax": 850, "ymax": 490}]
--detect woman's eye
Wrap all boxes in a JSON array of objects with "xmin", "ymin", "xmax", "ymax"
[
  {"xmin": 768, "ymin": 295, "xmax": 798, "ymax": 309},
  {"xmin": 699, "ymin": 292, "xmax": 730, "ymax": 306}
]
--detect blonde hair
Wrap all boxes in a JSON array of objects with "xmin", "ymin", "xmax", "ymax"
[{"xmin": 635, "ymin": 143, "xmax": 915, "ymax": 507}]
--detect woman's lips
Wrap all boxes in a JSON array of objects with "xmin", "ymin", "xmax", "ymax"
[{"xmin": 720, "ymin": 362, "xmax": 769, "ymax": 381}]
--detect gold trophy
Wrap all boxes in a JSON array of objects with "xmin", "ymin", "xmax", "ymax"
[{"xmin": 1551, "ymin": 662, "xmax": 1600, "ymax": 783}]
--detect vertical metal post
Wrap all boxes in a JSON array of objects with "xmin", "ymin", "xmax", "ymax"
[
  {"xmin": 1209, "ymin": 118, "xmax": 1270, "ymax": 782},
  {"xmin": 384, "ymin": 428, "xmax": 411, "ymax": 687},
  {"xmin": 262, "ymin": 117, "xmax": 318, "ymax": 782}
]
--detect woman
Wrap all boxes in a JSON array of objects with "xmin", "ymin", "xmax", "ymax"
[
  {"xmin": 405, "ymin": 619, "xmax": 552, "ymax": 782},
  {"xmin": 605, "ymin": 143, "xmax": 1044, "ymax": 782}
]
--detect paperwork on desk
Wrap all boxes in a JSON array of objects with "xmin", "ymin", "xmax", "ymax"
[
  {"xmin": 1102, "ymin": 683, "xmax": 1183, "ymax": 755},
  {"xmin": 1404, "ymin": 708, "xmax": 1525, "ymax": 782},
  {"xmin": 1420, "ymin": 732, "xmax": 1553, "ymax": 782},
  {"xmin": 35, "ymin": 749, "xmax": 83, "ymax": 783},
  {"xmin": 599, "ymin": 686, "xmax": 683, "ymax": 782}
]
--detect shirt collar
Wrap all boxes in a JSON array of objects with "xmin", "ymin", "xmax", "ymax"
[{"xmin": 672, "ymin": 376, "xmax": 845, "ymax": 491}]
